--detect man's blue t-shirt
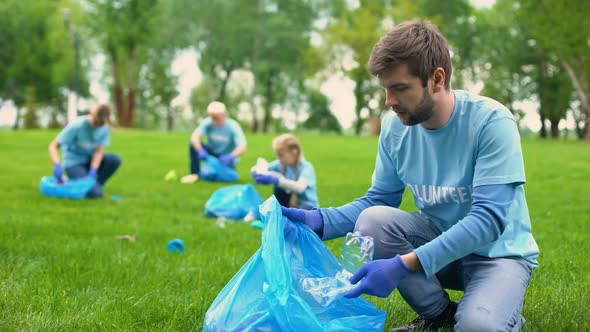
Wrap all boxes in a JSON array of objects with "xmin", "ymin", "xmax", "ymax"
[
  {"xmin": 195, "ymin": 117, "xmax": 246, "ymax": 156},
  {"xmin": 269, "ymin": 159, "xmax": 319, "ymax": 209},
  {"xmin": 320, "ymin": 90, "xmax": 539, "ymax": 276},
  {"xmin": 58, "ymin": 117, "xmax": 110, "ymax": 168}
]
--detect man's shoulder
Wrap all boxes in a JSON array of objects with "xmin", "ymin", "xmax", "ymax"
[
  {"xmin": 226, "ymin": 118, "xmax": 244, "ymax": 131},
  {"xmin": 456, "ymin": 90, "xmax": 514, "ymax": 121}
]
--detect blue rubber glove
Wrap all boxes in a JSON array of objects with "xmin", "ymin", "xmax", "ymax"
[
  {"xmin": 219, "ymin": 154, "xmax": 234, "ymax": 166},
  {"xmin": 344, "ymin": 254, "xmax": 414, "ymax": 298},
  {"xmin": 53, "ymin": 162, "xmax": 63, "ymax": 181},
  {"xmin": 252, "ymin": 171, "xmax": 279, "ymax": 185},
  {"xmin": 198, "ymin": 149, "xmax": 209, "ymax": 160},
  {"xmin": 281, "ymin": 206, "xmax": 323, "ymax": 237},
  {"xmin": 88, "ymin": 167, "xmax": 98, "ymax": 179}
]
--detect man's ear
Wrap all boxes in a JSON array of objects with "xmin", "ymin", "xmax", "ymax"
[{"xmin": 432, "ymin": 67, "xmax": 446, "ymax": 93}]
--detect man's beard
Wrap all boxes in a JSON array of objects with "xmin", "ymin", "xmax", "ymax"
[{"xmin": 395, "ymin": 88, "xmax": 435, "ymax": 126}]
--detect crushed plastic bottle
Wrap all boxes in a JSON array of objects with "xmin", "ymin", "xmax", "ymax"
[
  {"xmin": 253, "ymin": 158, "xmax": 270, "ymax": 174},
  {"xmin": 340, "ymin": 231, "xmax": 374, "ymax": 272},
  {"xmin": 301, "ymin": 270, "xmax": 357, "ymax": 307},
  {"xmin": 301, "ymin": 231, "xmax": 374, "ymax": 306}
]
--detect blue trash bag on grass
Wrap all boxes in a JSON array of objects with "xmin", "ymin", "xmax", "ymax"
[
  {"xmin": 203, "ymin": 196, "xmax": 387, "ymax": 331},
  {"xmin": 205, "ymin": 184, "xmax": 264, "ymax": 220},
  {"xmin": 39, "ymin": 176, "xmax": 96, "ymax": 199},
  {"xmin": 200, "ymin": 156, "xmax": 239, "ymax": 182}
]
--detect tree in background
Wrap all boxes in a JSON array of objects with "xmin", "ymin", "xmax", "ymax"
[
  {"xmin": 139, "ymin": 49, "xmax": 179, "ymax": 131},
  {"xmin": 519, "ymin": 0, "xmax": 590, "ymax": 140},
  {"xmin": 0, "ymin": 0, "xmax": 86, "ymax": 129},
  {"xmin": 538, "ymin": 59, "xmax": 574, "ymax": 138},
  {"xmin": 413, "ymin": 0, "xmax": 474, "ymax": 88},
  {"xmin": 472, "ymin": 0, "xmax": 536, "ymax": 129},
  {"xmin": 301, "ymin": 90, "xmax": 341, "ymax": 134},
  {"xmin": 136, "ymin": 1, "xmax": 180, "ymax": 131},
  {"xmin": 194, "ymin": 1, "xmax": 256, "ymax": 104},
  {"xmin": 474, "ymin": 0, "xmax": 575, "ymax": 139},
  {"xmin": 23, "ymin": 87, "xmax": 40, "ymax": 129},
  {"xmin": 87, "ymin": 0, "xmax": 160, "ymax": 128},
  {"xmin": 324, "ymin": 0, "xmax": 393, "ymax": 135},
  {"xmin": 249, "ymin": 0, "xmax": 318, "ymax": 133}
]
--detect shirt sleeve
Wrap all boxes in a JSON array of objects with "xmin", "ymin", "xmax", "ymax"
[
  {"xmin": 195, "ymin": 117, "xmax": 212, "ymax": 135},
  {"xmin": 473, "ymin": 113, "xmax": 526, "ymax": 186},
  {"xmin": 320, "ymin": 120, "xmax": 406, "ymax": 240},
  {"xmin": 268, "ymin": 160, "xmax": 281, "ymax": 172},
  {"xmin": 231, "ymin": 121, "xmax": 247, "ymax": 147},
  {"xmin": 298, "ymin": 162, "xmax": 316, "ymax": 187},
  {"xmin": 414, "ymin": 183, "xmax": 516, "ymax": 277},
  {"xmin": 57, "ymin": 123, "xmax": 78, "ymax": 145},
  {"xmin": 99, "ymin": 127, "xmax": 111, "ymax": 147}
]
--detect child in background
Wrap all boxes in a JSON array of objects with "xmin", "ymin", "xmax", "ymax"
[{"xmin": 252, "ymin": 134, "xmax": 319, "ymax": 210}]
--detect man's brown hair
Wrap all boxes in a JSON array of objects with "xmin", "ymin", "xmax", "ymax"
[{"xmin": 368, "ymin": 20, "xmax": 452, "ymax": 90}]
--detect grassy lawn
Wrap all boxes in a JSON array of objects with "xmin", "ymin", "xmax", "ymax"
[{"xmin": 0, "ymin": 130, "xmax": 589, "ymax": 331}]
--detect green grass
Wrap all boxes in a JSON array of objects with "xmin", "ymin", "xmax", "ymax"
[{"xmin": 0, "ymin": 130, "xmax": 589, "ymax": 331}]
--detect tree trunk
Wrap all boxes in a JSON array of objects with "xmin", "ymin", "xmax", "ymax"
[
  {"xmin": 249, "ymin": 0, "xmax": 264, "ymax": 133},
  {"xmin": 166, "ymin": 107, "xmax": 174, "ymax": 131},
  {"xmin": 549, "ymin": 119, "xmax": 560, "ymax": 139},
  {"xmin": 574, "ymin": 113, "xmax": 588, "ymax": 140},
  {"xmin": 539, "ymin": 112, "xmax": 547, "ymax": 138},
  {"xmin": 109, "ymin": 46, "xmax": 125, "ymax": 126},
  {"xmin": 48, "ymin": 106, "xmax": 61, "ymax": 129},
  {"xmin": 12, "ymin": 108, "xmax": 20, "ymax": 130},
  {"xmin": 121, "ymin": 47, "xmax": 137, "ymax": 128},
  {"xmin": 125, "ymin": 87, "xmax": 135, "ymax": 127},
  {"xmin": 218, "ymin": 65, "xmax": 234, "ymax": 103},
  {"xmin": 262, "ymin": 75, "xmax": 273, "ymax": 133},
  {"xmin": 368, "ymin": 115, "xmax": 381, "ymax": 136},
  {"xmin": 251, "ymin": 118, "xmax": 259, "ymax": 132},
  {"xmin": 354, "ymin": 80, "xmax": 364, "ymax": 135},
  {"xmin": 561, "ymin": 56, "xmax": 590, "ymax": 141},
  {"xmin": 23, "ymin": 86, "xmax": 39, "ymax": 129}
]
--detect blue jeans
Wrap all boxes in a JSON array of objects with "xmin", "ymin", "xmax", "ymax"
[
  {"xmin": 65, "ymin": 153, "xmax": 122, "ymax": 198},
  {"xmin": 355, "ymin": 206, "xmax": 533, "ymax": 332}
]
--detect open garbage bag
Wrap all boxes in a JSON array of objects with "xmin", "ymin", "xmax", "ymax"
[
  {"xmin": 200, "ymin": 156, "xmax": 239, "ymax": 182},
  {"xmin": 203, "ymin": 196, "xmax": 386, "ymax": 331},
  {"xmin": 205, "ymin": 184, "xmax": 264, "ymax": 220},
  {"xmin": 39, "ymin": 176, "xmax": 96, "ymax": 199}
]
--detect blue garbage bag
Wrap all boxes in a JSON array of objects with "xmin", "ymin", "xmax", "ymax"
[
  {"xmin": 203, "ymin": 196, "xmax": 387, "ymax": 331},
  {"xmin": 200, "ymin": 156, "xmax": 239, "ymax": 182},
  {"xmin": 39, "ymin": 176, "xmax": 96, "ymax": 199},
  {"xmin": 205, "ymin": 184, "xmax": 264, "ymax": 220}
]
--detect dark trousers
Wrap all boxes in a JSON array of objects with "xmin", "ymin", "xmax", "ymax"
[
  {"xmin": 274, "ymin": 187, "xmax": 313, "ymax": 210},
  {"xmin": 274, "ymin": 186, "xmax": 292, "ymax": 207},
  {"xmin": 65, "ymin": 153, "xmax": 122, "ymax": 198},
  {"xmin": 189, "ymin": 143, "xmax": 218, "ymax": 174}
]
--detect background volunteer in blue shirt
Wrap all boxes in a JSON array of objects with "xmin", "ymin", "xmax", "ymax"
[
  {"xmin": 252, "ymin": 133, "xmax": 319, "ymax": 210},
  {"xmin": 49, "ymin": 104, "xmax": 122, "ymax": 198},
  {"xmin": 282, "ymin": 20, "xmax": 539, "ymax": 332},
  {"xmin": 181, "ymin": 101, "xmax": 247, "ymax": 184}
]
